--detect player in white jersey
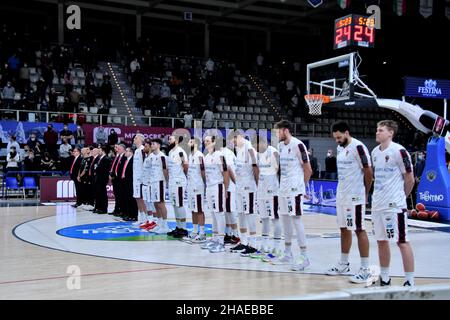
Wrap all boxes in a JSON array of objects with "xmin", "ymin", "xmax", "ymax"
[
  {"xmin": 273, "ymin": 120, "xmax": 312, "ymax": 271},
  {"xmin": 371, "ymin": 120, "xmax": 415, "ymax": 286},
  {"xmin": 229, "ymin": 131, "xmax": 259, "ymax": 256},
  {"xmin": 183, "ymin": 137, "xmax": 207, "ymax": 243},
  {"xmin": 132, "ymin": 134, "xmax": 148, "ymax": 225},
  {"xmin": 167, "ymin": 135, "xmax": 189, "ymax": 238},
  {"xmin": 253, "ymin": 136, "xmax": 283, "ymax": 260},
  {"xmin": 148, "ymin": 139, "xmax": 170, "ymax": 234},
  {"xmin": 201, "ymin": 135, "xmax": 230, "ymax": 253},
  {"xmin": 220, "ymin": 140, "xmax": 240, "ymax": 248},
  {"xmin": 139, "ymin": 139, "xmax": 158, "ymax": 231},
  {"xmin": 326, "ymin": 121, "xmax": 376, "ymax": 283}
]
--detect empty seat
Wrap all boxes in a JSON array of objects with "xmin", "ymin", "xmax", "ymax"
[
  {"xmin": 57, "ymin": 96, "xmax": 65, "ymax": 103},
  {"xmin": 29, "ymin": 67, "xmax": 37, "ymax": 74},
  {"xmin": 113, "ymin": 117, "xmax": 122, "ymax": 124},
  {"xmin": 258, "ymin": 122, "xmax": 266, "ymax": 129},
  {"xmin": 79, "ymin": 79, "xmax": 85, "ymax": 86},
  {"xmin": 90, "ymin": 106, "xmax": 98, "ymax": 114},
  {"xmin": 76, "ymin": 70, "xmax": 85, "ymax": 78},
  {"xmin": 238, "ymin": 106, "xmax": 246, "ymax": 112},
  {"xmin": 252, "ymin": 114, "xmax": 259, "ymax": 121},
  {"xmin": 231, "ymin": 106, "xmax": 239, "ymax": 112},
  {"xmin": 220, "ymin": 97, "xmax": 226, "ymax": 104},
  {"xmin": 237, "ymin": 114, "xmax": 244, "ymax": 120},
  {"xmin": 109, "ymin": 108, "xmax": 118, "ymax": 115},
  {"xmin": 96, "ymin": 98, "xmax": 103, "ymax": 105},
  {"xmin": 221, "ymin": 113, "xmax": 229, "ymax": 120},
  {"xmin": 218, "ymin": 121, "xmax": 226, "ymax": 128},
  {"xmin": 254, "ymin": 107, "xmax": 261, "ymax": 113},
  {"xmin": 250, "ymin": 92, "xmax": 257, "ymax": 98},
  {"xmin": 266, "ymin": 123, "xmax": 273, "ymax": 129},
  {"xmin": 256, "ymin": 99, "xmax": 263, "ymax": 106},
  {"xmin": 248, "ymin": 99, "xmax": 255, "ymax": 106},
  {"xmin": 144, "ymin": 110, "xmax": 151, "ymax": 116},
  {"xmin": 223, "ymin": 105, "xmax": 230, "ymax": 112},
  {"xmin": 165, "ymin": 71, "xmax": 172, "ymax": 77},
  {"xmin": 136, "ymin": 92, "xmax": 144, "ymax": 99},
  {"xmin": 261, "ymin": 107, "xmax": 268, "ymax": 113},
  {"xmin": 267, "ymin": 115, "xmax": 275, "ymax": 122},
  {"xmin": 245, "ymin": 114, "xmax": 252, "ymax": 120},
  {"xmin": 216, "ymin": 105, "xmax": 223, "ymax": 112},
  {"xmin": 242, "ymin": 122, "xmax": 250, "ymax": 128},
  {"xmin": 259, "ymin": 115, "xmax": 267, "ymax": 121},
  {"xmin": 229, "ymin": 113, "xmax": 236, "ymax": 120},
  {"xmin": 52, "ymin": 78, "xmax": 59, "ymax": 85},
  {"xmin": 246, "ymin": 107, "xmax": 254, "ymax": 113},
  {"xmin": 250, "ymin": 122, "xmax": 258, "ymax": 129}
]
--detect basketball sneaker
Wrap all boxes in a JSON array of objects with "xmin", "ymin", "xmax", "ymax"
[
  {"xmin": 271, "ymin": 253, "xmax": 293, "ymax": 265},
  {"xmin": 144, "ymin": 222, "xmax": 158, "ymax": 231},
  {"xmin": 191, "ymin": 234, "xmax": 207, "ymax": 244},
  {"xmin": 349, "ymin": 267, "xmax": 376, "ymax": 284},
  {"xmin": 379, "ymin": 278, "xmax": 391, "ymax": 286},
  {"xmin": 209, "ymin": 243, "xmax": 225, "ymax": 253},
  {"xmin": 249, "ymin": 250, "xmax": 265, "ymax": 260},
  {"xmin": 291, "ymin": 255, "xmax": 310, "ymax": 271},
  {"xmin": 230, "ymin": 243, "xmax": 247, "ymax": 253},
  {"xmin": 201, "ymin": 239, "xmax": 217, "ymax": 250},
  {"xmin": 140, "ymin": 221, "xmax": 154, "ymax": 229},
  {"xmin": 180, "ymin": 232, "xmax": 198, "ymax": 243},
  {"xmin": 223, "ymin": 234, "xmax": 233, "ymax": 245},
  {"xmin": 403, "ymin": 281, "xmax": 413, "ymax": 287},
  {"xmin": 326, "ymin": 262, "xmax": 351, "ymax": 276},
  {"xmin": 167, "ymin": 227, "xmax": 181, "ymax": 237},
  {"xmin": 155, "ymin": 225, "xmax": 170, "ymax": 234},
  {"xmin": 261, "ymin": 253, "xmax": 277, "ymax": 263},
  {"xmin": 230, "ymin": 236, "xmax": 240, "ymax": 245},
  {"xmin": 240, "ymin": 246, "xmax": 258, "ymax": 257}
]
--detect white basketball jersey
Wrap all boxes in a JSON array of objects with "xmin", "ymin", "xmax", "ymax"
[
  {"xmin": 257, "ymin": 146, "xmax": 279, "ymax": 197},
  {"xmin": 278, "ymin": 137, "xmax": 309, "ymax": 196},
  {"xmin": 168, "ymin": 146, "xmax": 188, "ymax": 186},
  {"xmin": 149, "ymin": 151, "xmax": 167, "ymax": 183},
  {"xmin": 336, "ymin": 138, "xmax": 371, "ymax": 205},
  {"xmin": 188, "ymin": 150, "xmax": 205, "ymax": 192},
  {"xmin": 371, "ymin": 142, "xmax": 413, "ymax": 210},
  {"xmin": 142, "ymin": 153, "xmax": 152, "ymax": 185},
  {"xmin": 220, "ymin": 147, "xmax": 237, "ymax": 193},
  {"xmin": 204, "ymin": 150, "xmax": 224, "ymax": 187},
  {"xmin": 133, "ymin": 145, "xmax": 145, "ymax": 183},
  {"xmin": 234, "ymin": 141, "xmax": 257, "ymax": 192}
]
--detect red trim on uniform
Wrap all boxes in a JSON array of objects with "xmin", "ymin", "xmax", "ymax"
[
  {"xmin": 298, "ymin": 144, "xmax": 309, "ymax": 163},
  {"xmin": 161, "ymin": 156, "xmax": 167, "ymax": 170},
  {"xmin": 295, "ymin": 194, "xmax": 302, "ymax": 216},
  {"xmin": 159, "ymin": 181, "xmax": 165, "ymax": 203},
  {"xmin": 226, "ymin": 191, "xmax": 231, "ymax": 212},
  {"xmin": 399, "ymin": 149, "xmax": 412, "ymax": 173},
  {"xmin": 249, "ymin": 192, "xmax": 254, "ymax": 214},
  {"xmin": 199, "ymin": 157, "xmax": 205, "ymax": 171},
  {"xmin": 218, "ymin": 184, "xmax": 224, "ymax": 212},
  {"xmin": 356, "ymin": 145, "xmax": 369, "ymax": 168},
  {"xmin": 196, "ymin": 194, "xmax": 203, "ymax": 213},
  {"xmin": 397, "ymin": 209, "xmax": 407, "ymax": 243},
  {"xmin": 355, "ymin": 204, "xmax": 362, "ymax": 230},
  {"xmin": 273, "ymin": 196, "xmax": 279, "ymax": 219},
  {"xmin": 178, "ymin": 187, "xmax": 183, "ymax": 207}
]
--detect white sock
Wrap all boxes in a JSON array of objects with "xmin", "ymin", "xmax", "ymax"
[
  {"xmin": 240, "ymin": 233, "xmax": 248, "ymax": 246},
  {"xmin": 248, "ymin": 235, "xmax": 256, "ymax": 248},
  {"xmin": 300, "ymin": 248, "xmax": 308, "ymax": 259},
  {"xmin": 180, "ymin": 221, "xmax": 186, "ymax": 229},
  {"xmin": 284, "ymin": 243, "xmax": 292, "ymax": 256},
  {"xmin": 405, "ymin": 272, "xmax": 415, "ymax": 285},
  {"xmin": 341, "ymin": 253, "xmax": 350, "ymax": 265},
  {"xmin": 380, "ymin": 267, "xmax": 390, "ymax": 282},
  {"xmin": 193, "ymin": 224, "xmax": 198, "ymax": 234},
  {"xmin": 199, "ymin": 225, "xmax": 205, "ymax": 235},
  {"xmin": 225, "ymin": 226, "xmax": 231, "ymax": 236},
  {"xmin": 361, "ymin": 257, "xmax": 369, "ymax": 269}
]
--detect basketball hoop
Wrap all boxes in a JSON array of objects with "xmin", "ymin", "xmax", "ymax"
[{"xmin": 304, "ymin": 94, "xmax": 330, "ymax": 116}]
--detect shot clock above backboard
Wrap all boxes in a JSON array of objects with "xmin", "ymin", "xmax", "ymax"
[{"xmin": 334, "ymin": 14, "xmax": 375, "ymax": 49}]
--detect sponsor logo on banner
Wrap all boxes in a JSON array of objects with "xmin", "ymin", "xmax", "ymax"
[
  {"xmin": 426, "ymin": 170, "xmax": 437, "ymax": 182},
  {"xmin": 419, "ymin": 191, "xmax": 444, "ymax": 202},
  {"xmin": 418, "ymin": 79, "xmax": 442, "ymax": 97}
]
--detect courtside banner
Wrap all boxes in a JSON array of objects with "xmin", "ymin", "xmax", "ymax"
[
  {"xmin": 83, "ymin": 124, "xmax": 174, "ymax": 145},
  {"xmin": 40, "ymin": 176, "xmax": 114, "ymax": 202}
]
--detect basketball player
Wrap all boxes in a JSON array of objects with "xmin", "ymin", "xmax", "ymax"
[
  {"xmin": 272, "ymin": 120, "xmax": 312, "ymax": 271},
  {"xmin": 371, "ymin": 120, "xmax": 415, "ymax": 286},
  {"xmin": 183, "ymin": 137, "xmax": 207, "ymax": 243},
  {"xmin": 231, "ymin": 131, "xmax": 259, "ymax": 256},
  {"xmin": 201, "ymin": 135, "xmax": 229, "ymax": 253},
  {"xmin": 167, "ymin": 135, "xmax": 189, "ymax": 238},
  {"xmin": 133, "ymin": 134, "xmax": 147, "ymax": 226},
  {"xmin": 140, "ymin": 139, "xmax": 157, "ymax": 231},
  {"xmin": 253, "ymin": 136, "xmax": 283, "ymax": 260},
  {"xmin": 148, "ymin": 139, "xmax": 170, "ymax": 234},
  {"xmin": 326, "ymin": 121, "xmax": 376, "ymax": 283}
]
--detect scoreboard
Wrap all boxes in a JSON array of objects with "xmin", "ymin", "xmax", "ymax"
[{"xmin": 334, "ymin": 14, "xmax": 376, "ymax": 49}]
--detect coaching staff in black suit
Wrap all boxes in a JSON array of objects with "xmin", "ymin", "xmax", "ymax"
[
  {"xmin": 94, "ymin": 145, "xmax": 112, "ymax": 214},
  {"xmin": 120, "ymin": 146, "xmax": 138, "ymax": 221},
  {"xmin": 69, "ymin": 147, "xmax": 82, "ymax": 208}
]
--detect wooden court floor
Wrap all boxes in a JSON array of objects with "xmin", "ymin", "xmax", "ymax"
[{"xmin": 0, "ymin": 203, "xmax": 449, "ymax": 300}]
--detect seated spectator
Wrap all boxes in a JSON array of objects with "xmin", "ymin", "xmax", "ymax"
[
  {"xmin": 41, "ymin": 152, "xmax": 57, "ymax": 171},
  {"xmin": 2, "ymin": 81, "xmax": 16, "ymax": 109},
  {"xmin": 7, "ymin": 135, "xmax": 20, "ymax": 154},
  {"xmin": 24, "ymin": 149, "xmax": 41, "ymax": 171},
  {"xmin": 107, "ymin": 128, "xmax": 118, "ymax": 147},
  {"xmin": 60, "ymin": 124, "xmax": 74, "ymax": 143},
  {"xmin": 96, "ymin": 126, "xmax": 108, "ymax": 144},
  {"xmin": 202, "ymin": 108, "xmax": 214, "ymax": 129},
  {"xmin": 6, "ymin": 146, "xmax": 20, "ymax": 174},
  {"xmin": 59, "ymin": 138, "xmax": 72, "ymax": 172},
  {"xmin": 100, "ymin": 79, "xmax": 112, "ymax": 108},
  {"xmin": 75, "ymin": 125, "xmax": 85, "ymax": 146},
  {"xmin": 183, "ymin": 110, "xmax": 193, "ymax": 128},
  {"xmin": 26, "ymin": 133, "xmax": 38, "ymax": 151}
]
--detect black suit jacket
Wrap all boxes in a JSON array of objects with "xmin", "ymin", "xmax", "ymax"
[
  {"xmin": 69, "ymin": 156, "xmax": 82, "ymax": 180},
  {"xmin": 120, "ymin": 156, "xmax": 134, "ymax": 188},
  {"xmin": 95, "ymin": 156, "xmax": 112, "ymax": 185}
]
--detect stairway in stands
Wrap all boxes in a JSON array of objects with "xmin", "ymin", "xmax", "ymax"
[{"xmin": 98, "ymin": 61, "xmax": 144, "ymax": 126}]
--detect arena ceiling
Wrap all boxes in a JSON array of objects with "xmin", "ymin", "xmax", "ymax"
[{"xmin": 34, "ymin": 0, "xmax": 345, "ymax": 34}]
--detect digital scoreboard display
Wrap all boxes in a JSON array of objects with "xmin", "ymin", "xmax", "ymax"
[{"xmin": 334, "ymin": 14, "xmax": 375, "ymax": 49}]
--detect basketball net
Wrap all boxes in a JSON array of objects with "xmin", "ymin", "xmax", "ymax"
[{"xmin": 304, "ymin": 94, "xmax": 330, "ymax": 116}]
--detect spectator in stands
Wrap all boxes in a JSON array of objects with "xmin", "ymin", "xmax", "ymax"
[
  {"xmin": 48, "ymin": 87, "xmax": 58, "ymax": 111},
  {"xmin": 44, "ymin": 124, "xmax": 58, "ymax": 159},
  {"xmin": 131, "ymin": 65, "xmax": 144, "ymax": 93},
  {"xmin": 183, "ymin": 110, "xmax": 193, "ymax": 128},
  {"xmin": 41, "ymin": 65, "xmax": 54, "ymax": 94},
  {"xmin": 34, "ymin": 141, "xmax": 42, "ymax": 160},
  {"xmin": 23, "ymin": 149, "xmax": 40, "ymax": 171},
  {"xmin": 206, "ymin": 58, "xmax": 215, "ymax": 73},
  {"xmin": 160, "ymin": 81, "xmax": 171, "ymax": 103},
  {"xmin": 256, "ymin": 53, "xmax": 264, "ymax": 75},
  {"xmin": 59, "ymin": 138, "xmax": 72, "ymax": 172},
  {"xmin": 7, "ymin": 135, "xmax": 20, "ymax": 154},
  {"xmin": 107, "ymin": 128, "xmax": 118, "ymax": 147},
  {"xmin": 18, "ymin": 62, "xmax": 30, "ymax": 93},
  {"xmin": 63, "ymin": 71, "xmax": 74, "ymax": 95},
  {"xmin": 309, "ymin": 148, "xmax": 319, "ymax": 179},
  {"xmin": 2, "ymin": 81, "xmax": 16, "ymax": 109},
  {"xmin": 41, "ymin": 152, "xmax": 56, "ymax": 171},
  {"xmin": 6, "ymin": 146, "xmax": 20, "ymax": 174},
  {"xmin": 167, "ymin": 95, "xmax": 178, "ymax": 118},
  {"xmin": 202, "ymin": 108, "xmax": 214, "ymax": 128},
  {"xmin": 85, "ymin": 81, "xmax": 96, "ymax": 108},
  {"xmin": 415, "ymin": 151, "xmax": 426, "ymax": 182},
  {"xmin": 26, "ymin": 133, "xmax": 38, "ymax": 151},
  {"xmin": 130, "ymin": 58, "xmax": 140, "ymax": 73},
  {"xmin": 96, "ymin": 126, "xmax": 107, "ymax": 144},
  {"xmin": 68, "ymin": 88, "xmax": 81, "ymax": 112},
  {"xmin": 325, "ymin": 149, "xmax": 337, "ymax": 180},
  {"xmin": 100, "ymin": 79, "xmax": 112, "ymax": 108},
  {"xmin": 97, "ymin": 105, "xmax": 109, "ymax": 124},
  {"xmin": 75, "ymin": 125, "xmax": 85, "ymax": 146},
  {"xmin": 60, "ymin": 124, "xmax": 74, "ymax": 143},
  {"xmin": 7, "ymin": 53, "xmax": 20, "ymax": 75}
]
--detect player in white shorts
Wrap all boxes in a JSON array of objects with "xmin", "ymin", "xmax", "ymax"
[
  {"xmin": 132, "ymin": 133, "xmax": 148, "ymax": 225},
  {"xmin": 202, "ymin": 135, "xmax": 229, "ymax": 253},
  {"xmin": 220, "ymin": 140, "xmax": 240, "ymax": 248},
  {"xmin": 139, "ymin": 139, "xmax": 158, "ymax": 231},
  {"xmin": 167, "ymin": 135, "xmax": 189, "ymax": 238},
  {"xmin": 326, "ymin": 121, "xmax": 376, "ymax": 283},
  {"xmin": 183, "ymin": 137, "xmax": 207, "ymax": 243},
  {"xmin": 148, "ymin": 139, "xmax": 170, "ymax": 234},
  {"xmin": 371, "ymin": 120, "xmax": 415, "ymax": 286},
  {"xmin": 254, "ymin": 136, "xmax": 283, "ymax": 260},
  {"xmin": 273, "ymin": 120, "xmax": 312, "ymax": 271},
  {"xmin": 230, "ymin": 131, "xmax": 259, "ymax": 256}
]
